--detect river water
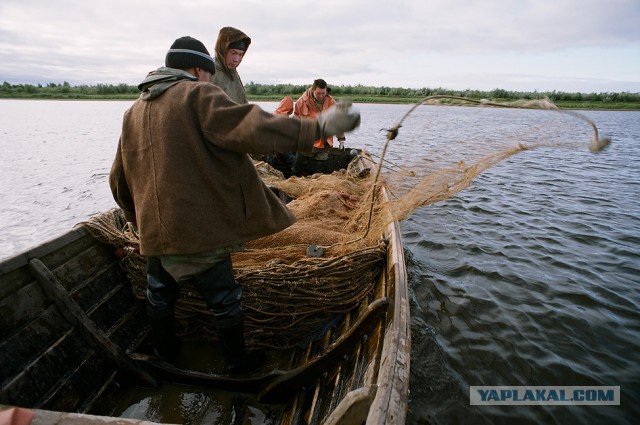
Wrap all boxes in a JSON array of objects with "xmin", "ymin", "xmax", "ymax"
[{"xmin": 1, "ymin": 99, "xmax": 638, "ymax": 424}]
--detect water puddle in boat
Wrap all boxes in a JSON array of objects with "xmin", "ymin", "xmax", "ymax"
[{"xmin": 90, "ymin": 340, "xmax": 289, "ymax": 424}]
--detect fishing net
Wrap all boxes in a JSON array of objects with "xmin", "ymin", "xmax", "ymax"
[
  {"xmin": 83, "ymin": 157, "xmax": 389, "ymax": 349},
  {"xmin": 368, "ymin": 96, "xmax": 610, "ymax": 222},
  {"xmin": 83, "ymin": 96, "xmax": 609, "ymax": 348}
]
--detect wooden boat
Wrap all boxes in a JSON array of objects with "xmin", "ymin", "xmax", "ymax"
[{"xmin": 0, "ymin": 148, "xmax": 410, "ymax": 425}]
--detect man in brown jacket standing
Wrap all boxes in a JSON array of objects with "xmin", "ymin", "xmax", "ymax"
[{"xmin": 109, "ymin": 36, "xmax": 360, "ymax": 374}]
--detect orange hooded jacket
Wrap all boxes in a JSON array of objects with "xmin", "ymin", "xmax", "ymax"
[
  {"xmin": 275, "ymin": 96, "xmax": 294, "ymax": 116},
  {"xmin": 294, "ymin": 88, "xmax": 337, "ymax": 149}
]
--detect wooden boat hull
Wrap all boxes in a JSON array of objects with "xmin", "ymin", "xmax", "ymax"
[
  {"xmin": 0, "ymin": 151, "xmax": 410, "ymax": 424},
  {"xmin": 0, "ymin": 226, "xmax": 150, "ymax": 416}
]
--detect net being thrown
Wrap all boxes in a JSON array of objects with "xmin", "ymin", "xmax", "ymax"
[
  {"xmin": 83, "ymin": 95, "xmax": 610, "ymax": 348},
  {"xmin": 373, "ymin": 95, "xmax": 611, "ymax": 222}
]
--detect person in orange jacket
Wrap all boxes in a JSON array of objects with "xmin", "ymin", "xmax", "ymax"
[
  {"xmin": 294, "ymin": 79, "xmax": 346, "ymax": 151},
  {"xmin": 275, "ymin": 96, "xmax": 294, "ymax": 116}
]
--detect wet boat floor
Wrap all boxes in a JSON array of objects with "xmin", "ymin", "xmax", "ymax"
[{"xmin": 91, "ymin": 339, "xmax": 292, "ymax": 424}]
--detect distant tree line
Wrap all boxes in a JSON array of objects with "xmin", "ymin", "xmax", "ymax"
[
  {"xmin": 245, "ymin": 82, "xmax": 640, "ymax": 103},
  {"xmin": 1, "ymin": 81, "xmax": 639, "ymax": 104},
  {"xmin": 0, "ymin": 81, "xmax": 139, "ymax": 98}
]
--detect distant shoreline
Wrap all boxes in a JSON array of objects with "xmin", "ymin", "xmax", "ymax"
[
  {"xmin": 1, "ymin": 95, "xmax": 638, "ymax": 111},
  {"xmin": 2, "ymin": 81, "xmax": 639, "ymax": 110}
]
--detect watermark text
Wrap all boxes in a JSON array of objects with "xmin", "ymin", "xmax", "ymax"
[{"xmin": 470, "ymin": 386, "xmax": 620, "ymax": 405}]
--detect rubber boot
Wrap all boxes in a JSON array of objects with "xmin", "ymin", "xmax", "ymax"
[
  {"xmin": 146, "ymin": 256, "xmax": 180, "ymax": 362},
  {"xmin": 147, "ymin": 307, "xmax": 180, "ymax": 362},
  {"xmin": 217, "ymin": 318, "xmax": 265, "ymax": 375},
  {"xmin": 191, "ymin": 257, "xmax": 264, "ymax": 375}
]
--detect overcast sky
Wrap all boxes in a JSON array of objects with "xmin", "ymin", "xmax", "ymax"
[{"xmin": 1, "ymin": 0, "xmax": 638, "ymax": 93}]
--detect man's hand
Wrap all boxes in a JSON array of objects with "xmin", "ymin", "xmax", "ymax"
[{"xmin": 317, "ymin": 100, "xmax": 361, "ymax": 138}]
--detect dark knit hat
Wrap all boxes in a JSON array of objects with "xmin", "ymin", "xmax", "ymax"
[
  {"xmin": 165, "ymin": 36, "xmax": 215, "ymax": 74},
  {"xmin": 228, "ymin": 39, "xmax": 249, "ymax": 51}
]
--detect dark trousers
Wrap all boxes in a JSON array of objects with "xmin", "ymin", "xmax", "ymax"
[{"xmin": 146, "ymin": 255, "xmax": 243, "ymax": 327}]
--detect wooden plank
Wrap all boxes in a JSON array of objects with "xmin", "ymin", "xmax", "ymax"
[
  {"xmin": 0, "ymin": 280, "xmax": 49, "ymax": 339},
  {"xmin": 0, "ymin": 265, "xmax": 32, "ymax": 300},
  {"xmin": 129, "ymin": 353, "xmax": 286, "ymax": 392},
  {"xmin": 78, "ymin": 370, "xmax": 120, "ymax": 414},
  {"xmin": 0, "ymin": 227, "xmax": 89, "ymax": 277},
  {"xmin": 27, "ymin": 258, "xmax": 157, "ymax": 388},
  {"xmin": 0, "ymin": 306, "xmax": 71, "ymax": 383},
  {"xmin": 307, "ymin": 328, "xmax": 333, "ymax": 425},
  {"xmin": 0, "ymin": 234, "xmax": 119, "ymax": 339},
  {"xmin": 3, "ymin": 266, "xmax": 127, "ymax": 342},
  {"xmin": 278, "ymin": 339, "xmax": 313, "ymax": 425},
  {"xmin": 322, "ymin": 385, "xmax": 377, "ymax": 425},
  {"xmin": 72, "ymin": 267, "xmax": 127, "ymax": 316},
  {"xmin": 106, "ymin": 302, "xmax": 148, "ymax": 353},
  {"xmin": 83, "ymin": 271, "xmax": 134, "ymax": 330},
  {"xmin": 40, "ymin": 348, "xmax": 117, "ymax": 412},
  {"xmin": 51, "ymin": 242, "xmax": 118, "ymax": 293},
  {"xmin": 0, "ymin": 228, "xmax": 106, "ymax": 336},
  {"xmin": 2, "ymin": 300, "xmax": 142, "ymax": 412},
  {"xmin": 258, "ymin": 297, "xmax": 389, "ymax": 404},
  {"xmin": 2, "ymin": 327, "xmax": 93, "ymax": 407}
]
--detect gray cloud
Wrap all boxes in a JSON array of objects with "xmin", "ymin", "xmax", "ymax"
[{"xmin": 0, "ymin": 0, "xmax": 638, "ymax": 92}]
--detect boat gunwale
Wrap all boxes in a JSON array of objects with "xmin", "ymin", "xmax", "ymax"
[
  {"xmin": 366, "ymin": 185, "xmax": 411, "ymax": 425},
  {"xmin": 0, "ymin": 226, "xmax": 88, "ymax": 274}
]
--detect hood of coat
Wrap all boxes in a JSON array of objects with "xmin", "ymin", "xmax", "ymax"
[
  {"xmin": 214, "ymin": 27, "xmax": 251, "ymax": 76},
  {"xmin": 137, "ymin": 67, "xmax": 197, "ymax": 100}
]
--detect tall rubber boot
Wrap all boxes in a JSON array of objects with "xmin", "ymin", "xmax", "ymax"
[
  {"xmin": 217, "ymin": 317, "xmax": 265, "ymax": 375},
  {"xmin": 147, "ymin": 307, "xmax": 180, "ymax": 362},
  {"xmin": 191, "ymin": 257, "xmax": 264, "ymax": 375},
  {"xmin": 146, "ymin": 256, "xmax": 180, "ymax": 362}
]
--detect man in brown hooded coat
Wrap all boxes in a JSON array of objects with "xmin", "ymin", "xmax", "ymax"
[
  {"xmin": 209, "ymin": 26, "xmax": 251, "ymax": 104},
  {"xmin": 109, "ymin": 36, "xmax": 360, "ymax": 374}
]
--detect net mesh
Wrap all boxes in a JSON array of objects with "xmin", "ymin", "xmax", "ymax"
[{"xmin": 371, "ymin": 96, "xmax": 608, "ymax": 221}]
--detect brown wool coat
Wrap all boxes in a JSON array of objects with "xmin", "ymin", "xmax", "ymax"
[{"xmin": 110, "ymin": 80, "xmax": 317, "ymax": 256}]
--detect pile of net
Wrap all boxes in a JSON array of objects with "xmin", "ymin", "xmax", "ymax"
[{"xmin": 83, "ymin": 157, "xmax": 390, "ymax": 349}]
